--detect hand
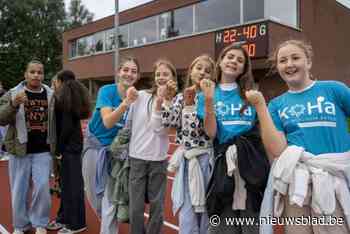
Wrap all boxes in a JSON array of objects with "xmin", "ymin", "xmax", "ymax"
[
  {"xmin": 165, "ymin": 80, "xmax": 177, "ymax": 101},
  {"xmin": 200, "ymin": 79, "xmax": 215, "ymax": 100},
  {"xmin": 124, "ymin": 87, "xmax": 138, "ymax": 106},
  {"xmin": 12, "ymin": 91, "xmax": 27, "ymax": 107},
  {"xmin": 183, "ymin": 86, "xmax": 196, "ymax": 106},
  {"xmin": 245, "ymin": 90, "xmax": 266, "ymax": 107}
]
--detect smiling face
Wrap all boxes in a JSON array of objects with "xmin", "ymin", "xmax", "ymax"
[
  {"xmin": 277, "ymin": 43, "xmax": 312, "ymax": 90},
  {"xmin": 155, "ymin": 64, "xmax": 174, "ymax": 87},
  {"xmin": 190, "ymin": 59, "xmax": 213, "ymax": 87},
  {"xmin": 219, "ymin": 49, "xmax": 245, "ymax": 82},
  {"xmin": 118, "ymin": 60, "xmax": 139, "ymax": 87},
  {"xmin": 25, "ymin": 63, "xmax": 44, "ymax": 91}
]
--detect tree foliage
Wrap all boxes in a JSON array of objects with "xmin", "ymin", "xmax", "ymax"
[
  {"xmin": 66, "ymin": 0, "xmax": 94, "ymax": 30},
  {"xmin": 0, "ymin": 0, "xmax": 66, "ymax": 89}
]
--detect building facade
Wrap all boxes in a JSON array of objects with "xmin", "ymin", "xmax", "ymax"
[{"xmin": 62, "ymin": 0, "xmax": 350, "ymax": 99}]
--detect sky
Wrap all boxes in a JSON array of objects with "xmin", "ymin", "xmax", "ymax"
[{"xmin": 64, "ymin": 0, "xmax": 154, "ymax": 20}]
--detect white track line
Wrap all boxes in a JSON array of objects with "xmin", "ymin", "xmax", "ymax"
[
  {"xmin": 0, "ymin": 224, "xmax": 10, "ymax": 234},
  {"xmin": 143, "ymin": 213, "xmax": 179, "ymax": 231}
]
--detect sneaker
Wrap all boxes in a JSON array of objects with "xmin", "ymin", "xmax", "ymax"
[
  {"xmin": 13, "ymin": 230, "xmax": 24, "ymax": 234},
  {"xmin": 58, "ymin": 227, "xmax": 87, "ymax": 234},
  {"xmin": 35, "ymin": 227, "xmax": 47, "ymax": 234},
  {"xmin": 47, "ymin": 220, "xmax": 64, "ymax": 230}
]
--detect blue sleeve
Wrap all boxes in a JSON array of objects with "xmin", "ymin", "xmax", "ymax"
[
  {"xmin": 196, "ymin": 92, "xmax": 205, "ymax": 120},
  {"xmin": 95, "ymin": 86, "xmax": 114, "ymax": 110},
  {"xmin": 333, "ymin": 81, "xmax": 350, "ymax": 117},
  {"xmin": 268, "ymin": 101, "xmax": 284, "ymax": 132}
]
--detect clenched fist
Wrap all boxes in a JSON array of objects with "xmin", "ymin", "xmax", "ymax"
[
  {"xmin": 124, "ymin": 86, "xmax": 138, "ymax": 106},
  {"xmin": 12, "ymin": 91, "xmax": 27, "ymax": 107},
  {"xmin": 245, "ymin": 90, "xmax": 266, "ymax": 107},
  {"xmin": 200, "ymin": 79, "xmax": 215, "ymax": 100}
]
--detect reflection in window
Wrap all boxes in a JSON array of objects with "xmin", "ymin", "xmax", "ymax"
[
  {"xmin": 195, "ymin": 0, "xmax": 240, "ymax": 32},
  {"xmin": 119, "ymin": 25, "xmax": 128, "ymax": 48},
  {"xmin": 77, "ymin": 38, "xmax": 87, "ymax": 56},
  {"xmin": 85, "ymin": 36, "xmax": 94, "ymax": 55},
  {"xmin": 94, "ymin": 32, "xmax": 104, "ymax": 52},
  {"xmin": 173, "ymin": 5, "xmax": 193, "ymax": 36},
  {"xmin": 159, "ymin": 12, "xmax": 172, "ymax": 40},
  {"xmin": 244, "ymin": 0, "xmax": 264, "ymax": 22},
  {"xmin": 69, "ymin": 41, "xmax": 77, "ymax": 58},
  {"xmin": 129, "ymin": 16, "xmax": 157, "ymax": 46},
  {"xmin": 265, "ymin": 0, "xmax": 298, "ymax": 27},
  {"xmin": 105, "ymin": 29, "xmax": 115, "ymax": 51}
]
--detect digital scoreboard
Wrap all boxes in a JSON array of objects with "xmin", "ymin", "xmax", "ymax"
[{"xmin": 215, "ymin": 21, "xmax": 269, "ymax": 59}]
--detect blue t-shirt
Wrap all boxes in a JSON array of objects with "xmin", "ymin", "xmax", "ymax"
[
  {"xmin": 197, "ymin": 86, "xmax": 256, "ymax": 144},
  {"xmin": 88, "ymin": 84, "xmax": 127, "ymax": 146},
  {"xmin": 268, "ymin": 81, "xmax": 350, "ymax": 155}
]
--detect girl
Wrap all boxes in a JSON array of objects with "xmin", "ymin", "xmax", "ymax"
[
  {"xmin": 199, "ymin": 43, "xmax": 268, "ymax": 234},
  {"xmin": 81, "ymin": 57, "xmax": 140, "ymax": 234},
  {"xmin": 162, "ymin": 55, "xmax": 215, "ymax": 234},
  {"xmin": 49, "ymin": 70, "xmax": 91, "ymax": 234},
  {"xmin": 246, "ymin": 39, "xmax": 350, "ymax": 234},
  {"xmin": 128, "ymin": 59, "xmax": 177, "ymax": 234}
]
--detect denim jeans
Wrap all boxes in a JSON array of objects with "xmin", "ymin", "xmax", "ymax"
[{"xmin": 8, "ymin": 152, "xmax": 52, "ymax": 231}]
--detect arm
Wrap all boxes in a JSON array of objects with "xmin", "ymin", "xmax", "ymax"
[
  {"xmin": 101, "ymin": 86, "xmax": 138, "ymax": 129},
  {"xmin": 246, "ymin": 90, "xmax": 287, "ymax": 159},
  {"xmin": 200, "ymin": 79, "xmax": 217, "ymax": 139},
  {"xmin": 0, "ymin": 92, "xmax": 17, "ymax": 125}
]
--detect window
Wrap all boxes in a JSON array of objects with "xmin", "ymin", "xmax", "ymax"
[
  {"xmin": 119, "ymin": 24, "xmax": 129, "ymax": 48},
  {"xmin": 173, "ymin": 5, "xmax": 193, "ymax": 36},
  {"xmin": 129, "ymin": 16, "xmax": 157, "ymax": 46},
  {"xmin": 77, "ymin": 38, "xmax": 87, "ymax": 56},
  {"xmin": 195, "ymin": 0, "xmax": 240, "ymax": 32},
  {"xmin": 94, "ymin": 32, "xmax": 104, "ymax": 52},
  {"xmin": 85, "ymin": 36, "xmax": 94, "ymax": 55},
  {"xmin": 105, "ymin": 29, "xmax": 116, "ymax": 51},
  {"xmin": 159, "ymin": 12, "xmax": 172, "ymax": 40},
  {"xmin": 337, "ymin": 0, "xmax": 350, "ymax": 9},
  {"xmin": 265, "ymin": 0, "xmax": 298, "ymax": 27},
  {"xmin": 244, "ymin": 0, "xmax": 264, "ymax": 22},
  {"xmin": 69, "ymin": 40, "xmax": 77, "ymax": 58}
]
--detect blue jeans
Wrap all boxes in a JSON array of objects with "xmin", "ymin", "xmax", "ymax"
[{"xmin": 8, "ymin": 152, "xmax": 52, "ymax": 230}]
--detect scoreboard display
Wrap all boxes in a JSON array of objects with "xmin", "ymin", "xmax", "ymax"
[{"xmin": 215, "ymin": 21, "xmax": 269, "ymax": 58}]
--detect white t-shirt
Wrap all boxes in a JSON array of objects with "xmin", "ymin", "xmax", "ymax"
[{"xmin": 128, "ymin": 90, "xmax": 169, "ymax": 161}]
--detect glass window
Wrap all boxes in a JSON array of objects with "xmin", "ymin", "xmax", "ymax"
[
  {"xmin": 265, "ymin": 0, "xmax": 298, "ymax": 27},
  {"xmin": 173, "ymin": 5, "xmax": 193, "ymax": 37},
  {"xmin": 244, "ymin": 0, "xmax": 264, "ymax": 22},
  {"xmin": 159, "ymin": 12, "xmax": 172, "ymax": 40},
  {"xmin": 69, "ymin": 40, "xmax": 77, "ymax": 58},
  {"xmin": 119, "ymin": 24, "xmax": 129, "ymax": 48},
  {"xmin": 195, "ymin": 0, "xmax": 240, "ymax": 32},
  {"xmin": 94, "ymin": 32, "xmax": 104, "ymax": 53},
  {"xmin": 129, "ymin": 16, "xmax": 157, "ymax": 47},
  {"xmin": 105, "ymin": 29, "xmax": 116, "ymax": 51},
  {"xmin": 337, "ymin": 0, "xmax": 350, "ymax": 9},
  {"xmin": 77, "ymin": 37, "xmax": 87, "ymax": 56},
  {"xmin": 85, "ymin": 36, "xmax": 94, "ymax": 55}
]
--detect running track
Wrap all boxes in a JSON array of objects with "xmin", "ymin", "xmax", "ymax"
[{"xmin": 0, "ymin": 136, "xmax": 282, "ymax": 234}]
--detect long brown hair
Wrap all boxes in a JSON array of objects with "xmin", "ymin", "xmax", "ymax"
[
  {"xmin": 185, "ymin": 54, "xmax": 216, "ymax": 88},
  {"xmin": 215, "ymin": 43, "xmax": 256, "ymax": 113}
]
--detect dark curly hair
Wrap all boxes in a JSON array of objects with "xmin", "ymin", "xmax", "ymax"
[{"xmin": 55, "ymin": 70, "xmax": 91, "ymax": 119}]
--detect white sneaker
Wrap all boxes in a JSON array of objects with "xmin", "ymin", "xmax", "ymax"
[
  {"xmin": 13, "ymin": 230, "xmax": 24, "ymax": 234},
  {"xmin": 35, "ymin": 227, "xmax": 47, "ymax": 234}
]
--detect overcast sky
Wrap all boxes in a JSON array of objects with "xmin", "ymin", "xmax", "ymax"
[{"xmin": 64, "ymin": 0, "xmax": 154, "ymax": 20}]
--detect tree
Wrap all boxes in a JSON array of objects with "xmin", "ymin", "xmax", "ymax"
[
  {"xmin": 0, "ymin": 0, "xmax": 66, "ymax": 89},
  {"xmin": 66, "ymin": 0, "xmax": 94, "ymax": 30}
]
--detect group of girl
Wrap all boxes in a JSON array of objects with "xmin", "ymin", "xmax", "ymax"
[{"xmin": 56, "ymin": 38, "xmax": 349, "ymax": 234}]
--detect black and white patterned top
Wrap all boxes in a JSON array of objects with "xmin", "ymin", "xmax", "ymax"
[{"xmin": 161, "ymin": 93, "xmax": 212, "ymax": 149}]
